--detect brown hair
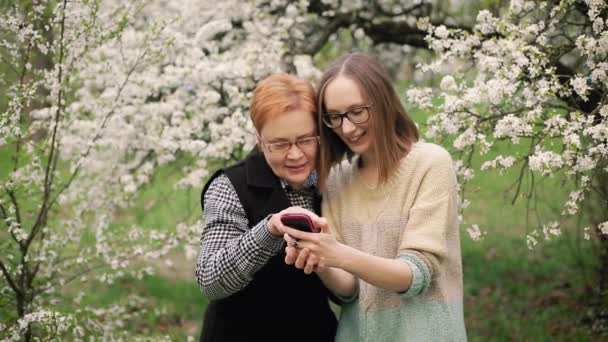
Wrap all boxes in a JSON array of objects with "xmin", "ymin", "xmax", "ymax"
[
  {"xmin": 250, "ymin": 73, "xmax": 316, "ymax": 132},
  {"xmin": 317, "ymin": 53, "xmax": 419, "ymax": 190}
]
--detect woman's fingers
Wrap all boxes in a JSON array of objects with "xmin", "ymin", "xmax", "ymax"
[
  {"xmin": 283, "ymin": 206, "xmax": 320, "ymax": 220},
  {"xmin": 280, "ymin": 207, "xmax": 327, "ymax": 231},
  {"xmin": 303, "ymin": 254, "xmax": 318, "ymax": 274},
  {"xmin": 282, "ymin": 225, "xmax": 317, "ymax": 242},
  {"xmin": 283, "ymin": 233, "xmax": 294, "ymax": 245},
  {"xmin": 317, "ymin": 218, "xmax": 329, "ymax": 234},
  {"xmin": 285, "ymin": 245, "xmax": 298, "ymax": 265},
  {"xmin": 272, "ymin": 214, "xmax": 290, "ymax": 235},
  {"xmin": 294, "ymin": 248, "xmax": 310, "ymax": 269},
  {"xmin": 283, "ymin": 232, "xmax": 324, "ymax": 272},
  {"xmin": 315, "ymin": 261, "xmax": 327, "ymax": 274}
]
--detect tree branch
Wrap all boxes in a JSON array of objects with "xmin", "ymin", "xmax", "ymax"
[
  {"xmin": 363, "ymin": 21, "xmax": 429, "ymax": 48},
  {"xmin": 508, "ymin": 138, "xmax": 535, "ymax": 205},
  {"xmin": 6, "ymin": 189, "xmax": 24, "ymax": 247},
  {"xmin": 4, "ymin": 32, "xmax": 34, "ymax": 252},
  {"xmin": 27, "ymin": 0, "xmax": 69, "ymax": 252},
  {"xmin": 35, "ymin": 261, "xmax": 114, "ymax": 297},
  {"xmin": 371, "ymin": 2, "xmax": 430, "ymax": 18},
  {"xmin": 555, "ymin": 60, "xmax": 604, "ymax": 114},
  {"xmin": 13, "ymin": 37, "xmax": 33, "ymax": 175},
  {"xmin": 0, "ymin": 203, "xmax": 7, "ymax": 221},
  {"xmin": 304, "ymin": 0, "xmax": 471, "ymax": 53},
  {"xmin": 47, "ymin": 46, "xmax": 149, "ymax": 212},
  {"xmin": 0, "ymin": 259, "xmax": 22, "ymax": 297},
  {"xmin": 300, "ymin": 16, "xmax": 349, "ymax": 55}
]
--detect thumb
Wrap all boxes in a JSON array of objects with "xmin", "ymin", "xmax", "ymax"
[{"xmin": 317, "ymin": 217, "xmax": 330, "ymax": 234}]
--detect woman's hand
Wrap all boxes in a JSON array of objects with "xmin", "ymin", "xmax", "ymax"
[
  {"xmin": 268, "ymin": 206, "xmax": 344, "ymax": 273},
  {"xmin": 284, "ymin": 237, "xmax": 326, "ymax": 274},
  {"xmin": 281, "ymin": 217, "xmax": 346, "ymax": 271},
  {"xmin": 266, "ymin": 206, "xmax": 315, "ymax": 237}
]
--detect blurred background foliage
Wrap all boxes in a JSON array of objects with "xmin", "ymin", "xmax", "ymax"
[{"xmin": 1, "ymin": 0, "xmax": 605, "ymax": 340}]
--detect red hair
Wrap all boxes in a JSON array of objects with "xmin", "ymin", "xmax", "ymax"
[{"xmin": 250, "ymin": 73, "xmax": 316, "ymax": 132}]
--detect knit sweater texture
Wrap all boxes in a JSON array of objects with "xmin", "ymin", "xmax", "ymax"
[{"xmin": 323, "ymin": 142, "xmax": 467, "ymax": 342}]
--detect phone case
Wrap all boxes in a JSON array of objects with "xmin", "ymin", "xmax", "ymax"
[{"xmin": 280, "ymin": 213, "xmax": 319, "ymax": 233}]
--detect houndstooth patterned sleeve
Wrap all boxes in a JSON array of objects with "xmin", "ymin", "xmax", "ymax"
[{"xmin": 195, "ymin": 174, "xmax": 285, "ymax": 300}]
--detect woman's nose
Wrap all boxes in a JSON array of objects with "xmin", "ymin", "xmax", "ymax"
[
  {"xmin": 286, "ymin": 143, "xmax": 304, "ymax": 159},
  {"xmin": 341, "ymin": 119, "xmax": 357, "ymax": 135}
]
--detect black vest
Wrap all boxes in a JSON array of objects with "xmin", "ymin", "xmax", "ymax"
[{"xmin": 199, "ymin": 150, "xmax": 337, "ymax": 342}]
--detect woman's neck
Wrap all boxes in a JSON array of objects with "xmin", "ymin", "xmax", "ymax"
[
  {"xmin": 286, "ymin": 180, "xmax": 304, "ymax": 190},
  {"xmin": 358, "ymin": 154, "xmax": 379, "ymax": 188},
  {"xmin": 359, "ymin": 152, "xmax": 377, "ymax": 171}
]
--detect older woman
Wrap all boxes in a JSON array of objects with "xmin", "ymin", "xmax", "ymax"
[{"xmin": 195, "ymin": 73, "xmax": 337, "ymax": 342}]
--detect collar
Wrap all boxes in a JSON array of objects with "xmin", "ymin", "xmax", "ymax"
[{"xmin": 280, "ymin": 170, "xmax": 318, "ymax": 192}]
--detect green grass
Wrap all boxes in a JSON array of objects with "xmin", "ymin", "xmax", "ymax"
[
  {"xmin": 90, "ymin": 159, "xmax": 207, "ymax": 339},
  {"xmin": 457, "ymin": 153, "xmax": 596, "ymax": 340},
  {"xmin": 461, "ymin": 227, "xmax": 595, "ymax": 341},
  {"xmin": 73, "ymin": 274, "xmax": 206, "ymax": 339},
  {"xmin": 118, "ymin": 157, "xmax": 203, "ymax": 231}
]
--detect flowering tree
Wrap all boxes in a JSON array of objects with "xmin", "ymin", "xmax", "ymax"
[
  {"xmin": 405, "ymin": 0, "xmax": 607, "ymax": 331},
  {"xmin": 5, "ymin": 0, "xmax": 445, "ymax": 338},
  {"xmin": 5, "ymin": 0, "xmax": 604, "ymax": 338},
  {"xmin": 0, "ymin": 0, "xmax": 315, "ymax": 338},
  {"xmin": 0, "ymin": 1, "xmax": 194, "ymax": 339}
]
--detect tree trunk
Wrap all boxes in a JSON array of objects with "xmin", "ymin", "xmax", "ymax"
[
  {"xmin": 589, "ymin": 169, "xmax": 608, "ymax": 335},
  {"xmin": 592, "ymin": 233, "xmax": 608, "ymax": 334}
]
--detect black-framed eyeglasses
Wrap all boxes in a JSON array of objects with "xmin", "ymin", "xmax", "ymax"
[
  {"xmin": 259, "ymin": 136, "xmax": 320, "ymax": 154},
  {"xmin": 322, "ymin": 105, "xmax": 372, "ymax": 129}
]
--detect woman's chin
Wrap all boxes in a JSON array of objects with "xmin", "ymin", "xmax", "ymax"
[
  {"xmin": 348, "ymin": 140, "xmax": 371, "ymax": 155},
  {"xmin": 284, "ymin": 167, "xmax": 311, "ymax": 187}
]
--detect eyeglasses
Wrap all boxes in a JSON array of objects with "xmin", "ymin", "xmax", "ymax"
[
  {"xmin": 259, "ymin": 136, "xmax": 320, "ymax": 154},
  {"xmin": 322, "ymin": 105, "xmax": 371, "ymax": 129}
]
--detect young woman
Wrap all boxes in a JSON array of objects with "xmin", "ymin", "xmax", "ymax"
[
  {"xmin": 280, "ymin": 53, "xmax": 467, "ymax": 341},
  {"xmin": 195, "ymin": 73, "xmax": 337, "ymax": 342}
]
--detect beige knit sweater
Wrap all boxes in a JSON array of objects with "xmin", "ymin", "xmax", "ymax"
[{"xmin": 323, "ymin": 142, "xmax": 467, "ymax": 342}]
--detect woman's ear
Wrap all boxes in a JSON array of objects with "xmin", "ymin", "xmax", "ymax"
[{"xmin": 255, "ymin": 133, "xmax": 264, "ymax": 152}]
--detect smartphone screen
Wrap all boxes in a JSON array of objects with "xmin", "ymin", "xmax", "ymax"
[{"xmin": 280, "ymin": 213, "xmax": 319, "ymax": 233}]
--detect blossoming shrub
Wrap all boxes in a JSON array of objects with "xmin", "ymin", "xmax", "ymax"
[{"xmin": 407, "ymin": 0, "xmax": 607, "ymax": 247}]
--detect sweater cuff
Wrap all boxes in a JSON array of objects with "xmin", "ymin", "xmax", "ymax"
[
  {"xmin": 333, "ymin": 278, "xmax": 359, "ymax": 304},
  {"xmin": 397, "ymin": 254, "xmax": 431, "ymax": 298},
  {"xmin": 251, "ymin": 215, "xmax": 284, "ymax": 254}
]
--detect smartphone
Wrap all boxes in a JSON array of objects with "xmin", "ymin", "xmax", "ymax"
[{"xmin": 280, "ymin": 213, "xmax": 319, "ymax": 233}]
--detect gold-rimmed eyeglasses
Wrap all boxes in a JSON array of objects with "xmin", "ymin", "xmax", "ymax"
[{"xmin": 259, "ymin": 136, "xmax": 320, "ymax": 154}]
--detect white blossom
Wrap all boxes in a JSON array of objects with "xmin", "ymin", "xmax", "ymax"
[
  {"xmin": 434, "ymin": 25, "xmax": 450, "ymax": 39},
  {"xmin": 475, "ymin": 10, "xmax": 496, "ymax": 35},
  {"xmin": 440, "ymin": 75, "xmax": 457, "ymax": 91},
  {"xmin": 570, "ymin": 76, "xmax": 590, "ymax": 101},
  {"xmin": 584, "ymin": 226, "xmax": 591, "ymax": 240},
  {"xmin": 542, "ymin": 221, "xmax": 561, "ymax": 240},
  {"xmin": 493, "ymin": 114, "xmax": 533, "ymax": 144},
  {"xmin": 453, "ymin": 160, "xmax": 475, "ymax": 181},
  {"xmin": 480, "ymin": 155, "xmax": 516, "ymax": 171},
  {"xmin": 599, "ymin": 222, "xmax": 608, "ymax": 235},
  {"xmin": 405, "ymin": 87, "xmax": 433, "ymax": 109},
  {"xmin": 528, "ymin": 150, "xmax": 563, "ymax": 175},
  {"xmin": 526, "ymin": 230, "xmax": 539, "ymax": 250},
  {"xmin": 293, "ymin": 54, "xmax": 322, "ymax": 81},
  {"xmin": 466, "ymin": 224, "xmax": 485, "ymax": 241}
]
